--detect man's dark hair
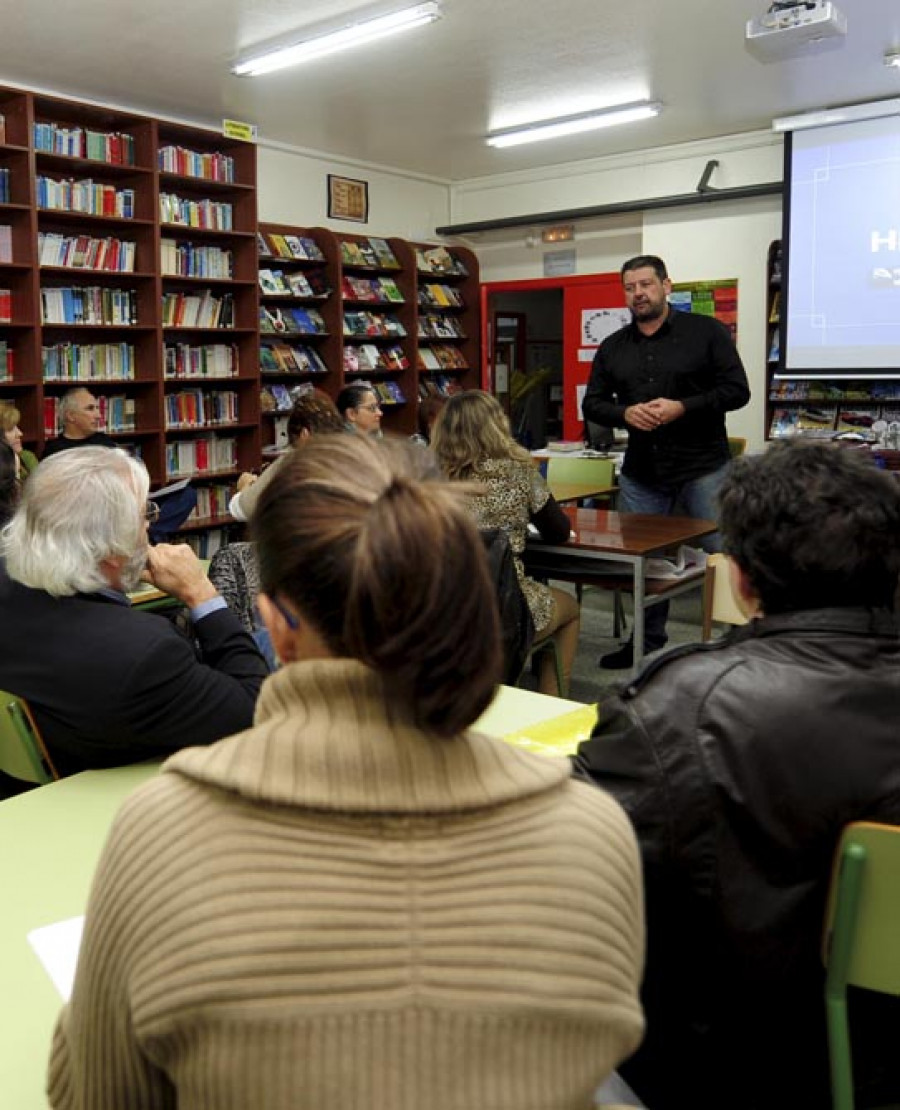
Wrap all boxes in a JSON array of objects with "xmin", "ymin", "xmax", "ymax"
[
  {"xmin": 719, "ymin": 442, "xmax": 900, "ymax": 614},
  {"xmin": 620, "ymin": 255, "xmax": 668, "ymax": 281}
]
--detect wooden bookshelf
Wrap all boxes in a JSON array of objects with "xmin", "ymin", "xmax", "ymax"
[
  {"xmin": 0, "ymin": 81, "xmax": 484, "ymax": 537},
  {"xmin": 404, "ymin": 240, "xmax": 481, "ymax": 406},
  {"xmin": 0, "ymin": 83, "xmax": 259, "ymax": 555},
  {"xmin": 765, "ymin": 238, "xmax": 900, "ymax": 446},
  {"xmin": 257, "ymin": 223, "xmax": 338, "ymax": 452}
]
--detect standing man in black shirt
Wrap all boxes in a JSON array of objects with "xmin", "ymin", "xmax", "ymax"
[{"xmin": 583, "ymin": 255, "xmax": 750, "ymax": 668}]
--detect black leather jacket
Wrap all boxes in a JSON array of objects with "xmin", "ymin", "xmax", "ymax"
[{"xmin": 574, "ymin": 608, "xmax": 900, "ymax": 1110}]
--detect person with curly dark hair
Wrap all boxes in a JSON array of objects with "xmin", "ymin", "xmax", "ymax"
[{"xmin": 575, "ymin": 440, "xmax": 900, "ymax": 1110}]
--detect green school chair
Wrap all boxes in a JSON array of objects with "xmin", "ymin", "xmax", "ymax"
[
  {"xmin": 0, "ymin": 689, "xmax": 58, "ymax": 785},
  {"xmin": 822, "ymin": 821, "xmax": 900, "ymax": 1110}
]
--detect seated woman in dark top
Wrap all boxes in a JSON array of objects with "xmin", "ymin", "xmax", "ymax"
[{"xmin": 431, "ymin": 390, "xmax": 580, "ymax": 695}]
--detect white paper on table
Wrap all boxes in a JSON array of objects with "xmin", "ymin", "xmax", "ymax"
[{"xmin": 27, "ymin": 915, "xmax": 84, "ymax": 1000}]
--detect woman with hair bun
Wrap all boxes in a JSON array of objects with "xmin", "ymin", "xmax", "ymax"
[{"xmin": 49, "ymin": 433, "xmax": 645, "ymax": 1110}]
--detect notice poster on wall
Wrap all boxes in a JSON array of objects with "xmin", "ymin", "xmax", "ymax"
[{"xmin": 581, "ymin": 307, "xmax": 630, "ymax": 347}]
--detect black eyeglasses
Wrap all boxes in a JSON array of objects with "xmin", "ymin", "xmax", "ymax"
[{"xmin": 145, "ymin": 501, "xmax": 160, "ymax": 524}]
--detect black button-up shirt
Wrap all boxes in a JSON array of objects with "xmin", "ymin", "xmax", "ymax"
[{"xmin": 583, "ymin": 309, "xmax": 750, "ymax": 488}]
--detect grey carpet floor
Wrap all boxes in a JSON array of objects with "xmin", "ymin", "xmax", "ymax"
[{"xmin": 521, "ymin": 583, "xmax": 711, "ymax": 706}]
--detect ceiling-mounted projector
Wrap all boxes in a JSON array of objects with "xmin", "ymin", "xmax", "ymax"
[{"xmin": 745, "ymin": 1, "xmax": 847, "ymax": 63}]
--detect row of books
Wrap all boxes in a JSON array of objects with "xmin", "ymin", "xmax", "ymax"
[
  {"xmin": 0, "ymin": 288, "xmax": 11, "ymax": 323},
  {"xmin": 164, "ymin": 343, "xmax": 238, "ymax": 379},
  {"xmin": 345, "ymin": 343, "xmax": 408, "ymax": 373},
  {"xmin": 260, "ymin": 305, "xmax": 326, "ymax": 336},
  {"xmin": 769, "ymin": 380, "xmax": 900, "ymax": 402},
  {"xmin": 264, "ymin": 383, "xmax": 299, "ymax": 412},
  {"xmin": 42, "ymin": 341, "xmax": 136, "ymax": 380},
  {"xmin": 181, "ymin": 528, "xmax": 226, "ymax": 558},
  {"xmin": 419, "ymin": 314, "xmax": 466, "ymax": 339},
  {"xmin": 415, "ymin": 246, "xmax": 468, "ymax": 277},
  {"xmin": 257, "ymin": 232, "xmax": 324, "ymax": 262},
  {"xmin": 343, "ymin": 310, "xmax": 406, "ymax": 338},
  {"xmin": 0, "ymin": 168, "xmax": 8, "ymax": 204},
  {"xmin": 159, "ymin": 194, "xmax": 232, "ymax": 231},
  {"xmin": 158, "ymin": 145, "xmax": 235, "ymax": 183},
  {"xmin": 186, "ymin": 486, "xmax": 233, "ymax": 524},
  {"xmin": 37, "ymin": 176, "xmax": 135, "ymax": 218},
  {"xmin": 0, "ymin": 340, "xmax": 13, "ymax": 380},
  {"xmin": 371, "ymin": 380, "xmax": 406, "ymax": 405},
  {"xmin": 33, "ymin": 123, "xmax": 135, "ymax": 165},
  {"xmin": 418, "ymin": 283, "xmax": 464, "ymax": 309},
  {"xmin": 770, "ymin": 406, "xmax": 900, "ymax": 441},
  {"xmin": 43, "ymin": 392, "xmax": 135, "ymax": 436},
  {"xmin": 260, "ymin": 342, "xmax": 327, "ymax": 375},
  {"xmin": 258, "ymin": 268, "xmax": 329, "ymax": 298},
  {"xmin": 165, "ymin": 389, "xmax": 238, "ymax": 429},
  {"xmin": 339, "ymin": 237, "xmax": 400, "ymax": 271},
  {"xmin": 161, "ymin": 239, "xmax": 232, "ymax": 280},
  {"xmin": 162, "ymin": 290, "xmax": 234, "ymax": 329},
  {"xmin": 39, "ymin": 232, "xmax": 137, "ymax": 272},
  {"xmin": 419, "ymin": 375, "xmax": 459, "ymax": 399},
  {"xmin": 0, "ymin": 225, "xmax": 10, "ymax": 263},
  {"xmin": 417, "ymin": 344, "xmax": 467, "ymax": 371},
  {"xmin": 165, "ymin": 435, "xmax": 237, "ymax": 478},
  {"xmin": 41, "ymin": 286, "xmax": 138, "ymax": 326},
  {"xmin": 341, "ymin": 274, "xmax": 404, "ymax": 304}
]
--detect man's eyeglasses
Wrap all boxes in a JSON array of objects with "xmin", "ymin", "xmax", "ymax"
[
  {"xmin": 145, "ymin": 501, "xmax": 160, "ymax": 524},
  {"xmin": 357, "ymin": 403, "xmax": 382, "ymax": 413}
]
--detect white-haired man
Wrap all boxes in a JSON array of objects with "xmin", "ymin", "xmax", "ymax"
[{"xmin": 0, "ymin": 447, "xmax": 268, "ymax": 777}]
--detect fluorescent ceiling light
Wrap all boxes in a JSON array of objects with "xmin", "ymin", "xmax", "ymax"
[
  {"xmin": 233, "ymin": 2, "xmax": 441, "ymax": 77},
  {"xmin": 885, "ymin": 50, "xmax": 900, "ymax": 69},
  {"xmin": 772, "ymin": 97, "xmax": 900, "ymax": 132},
  {"xmin": 486, "ymin": 101, "xmax": 661, "ymax": 148}
]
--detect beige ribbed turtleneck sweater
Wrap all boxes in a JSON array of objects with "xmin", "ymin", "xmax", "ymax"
[{"xmin": 48, "ymin": 660, "xmax": 644, "ymax": 1110}]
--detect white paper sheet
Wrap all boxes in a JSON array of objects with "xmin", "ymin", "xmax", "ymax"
[{"xmin": 27, "ymin": 915, "xmax": 84, "ymax": 1000}]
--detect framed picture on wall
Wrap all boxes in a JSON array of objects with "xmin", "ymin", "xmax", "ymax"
[{"xmin": 327, "ymin": 174, "xmax": 369, "ymax": 223}]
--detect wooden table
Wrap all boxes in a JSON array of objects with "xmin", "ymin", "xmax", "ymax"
[
  {"xmin": 547, "ymin": 479, "xmax": 617, "ymax": 505},
  {"xmin": 525, "ymin": 507, "xmax": 717, "ymax": 668},
  {"xmin": 0, "ymin": 683, "xmax": 596, "ymax": 1109}
]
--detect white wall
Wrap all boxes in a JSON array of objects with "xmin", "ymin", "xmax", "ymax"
[
  {"xmin": 449, "ymin": 130, "xmax": 784, "ymax": 449},
  {"xmin": 257, "ymin": 143, "xmax": 451, "ymax": 243}
]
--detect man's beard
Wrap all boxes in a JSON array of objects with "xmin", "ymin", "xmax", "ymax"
[{"xmin": 120, "ymin": 541, "xmax": 149, "ymax": 593}]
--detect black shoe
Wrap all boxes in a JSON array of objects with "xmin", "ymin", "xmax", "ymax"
[{"xmin": 598, "ymin": 644, "xmax": 634, "ymax": 669}]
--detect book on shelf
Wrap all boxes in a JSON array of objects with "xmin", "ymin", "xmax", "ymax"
[
  {"xmin": 420, "ymin": 246, "xmax": 466, "ymax": 276},
  {"xmin": 368, "ymin": 238, "xmax": 400, "ymax": 269},
  {"xmin": 37, "ymin": 176, "xmax": 135, "ymax": 219},
  {"xmin": 0, "ymin": 168, "xmax": 9, "ymax": 204},
  {"xmin": 0, "ymin": 340, "xmax": 13, "ymax": 381},
  {"xmin": 286, "ymin": 271, "xmax": 314, "ymax": 298},
  {"xmin": 42, "ymin": 341, "xmax": 136, "ymax": 380},
  {"xmin": 0, "ymin": 225, "xmax": 11, "ymax": 264},
  {"xmin": 769, "ymin": 291, "xmax": 781, "ymax": 324},
  {"xmin": 0, "ymin": 287, "xmax": 11, "ymax": 323},
  {"xmin": 158, "ymin": 145, "xmax": 234, "ymax": 183},
  {"xmin": 162, "ymin": 290, "xmax": 234, "ymax": 329},
  {"xmin": 796, "ymin": 405, "xmax": 837, "ymax": 437},
  {"xmin": 159, "ymin": 193, "xmax": 232, "ymax": 231},
  {"xmin": 40, "ymin": 286, "xmax": 139, "ymax": 326},
  {"xmin": 258, "ymin": 268, "xmax": 290, "ymax": 296},
  {"xmin": 835, "ymin": 409, "xmax": 877, "ymax": 435},
  {"xmin": 0, "ymin": 112, "xmax": 5, "ymax": 144},
  {"xmin": 768, "ymin": 327, "xmax": 780, "ymax": 363},
  {"xmin": 164, "ymin": 343, "xmax": 238, "ymax": 379},
  {"xmin": 162, "ymin": 239, "xmax": 232, "ymax": 279}
]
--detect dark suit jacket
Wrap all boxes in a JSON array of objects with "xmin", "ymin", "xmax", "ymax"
[{"xmin": 0, "ymin": 566, "xmax": 268, "ymax": 776}]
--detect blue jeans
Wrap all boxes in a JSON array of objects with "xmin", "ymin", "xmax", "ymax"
[{"xmin": 618, "ymin": 463, "xmax": 729, "ymax": 651}]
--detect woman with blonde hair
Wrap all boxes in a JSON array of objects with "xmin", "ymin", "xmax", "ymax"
[
  {"xmin": 431, "ymin": 389, "xmax": 581, "ymax": 695},
  {"xmin": 48, "ymin": 433, "xmax": 644, "ymax": 1109},
  {"xmin": 0, "ymin": 401, "xmax": 39, "ymax": 484}
]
